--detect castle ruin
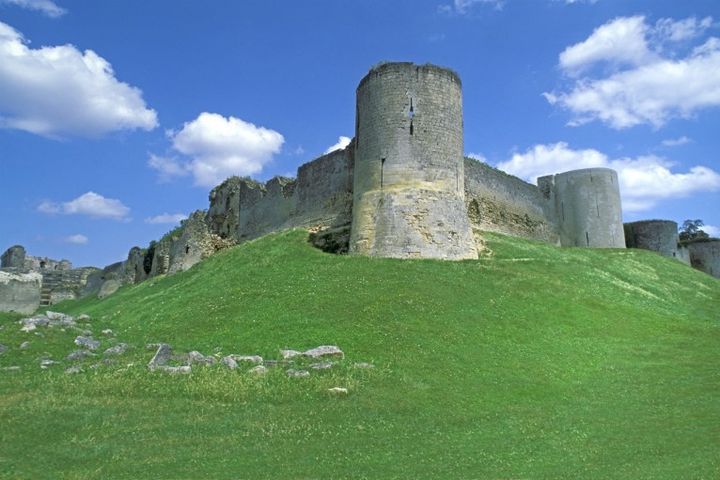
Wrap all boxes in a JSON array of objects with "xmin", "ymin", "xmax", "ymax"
[{"xmin": 1, "ymin": 62, "xmax": 717, "ymax": 313}]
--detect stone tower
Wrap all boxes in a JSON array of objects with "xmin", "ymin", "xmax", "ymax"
[
  {"xmin": 349, "ymin": 62, "xmax": 477, "ymax": 259},
  {"xmin": 538, "ymin": 168, "xmax": 625, "ymax": 248},
  {"xmin": 624, "ymin": 220, "xmax": 681, "ymax": 259}
]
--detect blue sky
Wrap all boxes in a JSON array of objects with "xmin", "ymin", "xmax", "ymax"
[{"xmin": 1, "ymin": 0, "xmax": 719, "ymax": 267}]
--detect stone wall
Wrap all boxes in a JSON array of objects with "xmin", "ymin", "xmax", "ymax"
[
  {"xmin": 0, "ymin": 271, "xmax": 41, "ymax": 314},
  {"xmin": 687, "ymin": 240, "xmax": 720, "ymax": 278},
  {"xmin": 464, "ymin": 158, "xmax": 559, "ymax": 243},
  {"xmin": 207, "ymin": 147, "xmax": 354, "ymax": 244}
]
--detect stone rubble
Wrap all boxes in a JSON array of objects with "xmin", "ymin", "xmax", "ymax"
[
  {"xmin": 303, "ymin": 345, "xmax": 344, "ymax": 359},
  {"xmin": 248, "ymin": 365, "xmax": 267, "ymax": 376},
  {"xmin": 328, "ymin": 387, "xmax": 348, "ymax": 395},
  {"xmin": 66, "ymin": 349, "xmax": 96, "ymax": 361},
  {"xmin": 221, "ymin": 356, "xmax": 238, "ymax": 369},
  {"xmin": 309, "ymin": 361, "xmax": 333, "ymax": 370},
  {"xmin": 287, "ymin": 369, "xmax": 310, "ymax": 378},
  {"xmin": 104, "ymin": 343, "xmax": 128, "ymax": 356},
  {"xmin": 19, "ymin": 341, "xmax": 30, "ymax": 350},
  {"xmin": 231, "ymin": 355, "xmax": 263, "ymax": 364},
  {"xmin": 74, "ymin": 335, "xmax": 100, "ymax": 350},
  {"xmin": 64, "ymin": 365, "xmax": 83, "ymax": 375},
  {"xmin": 280, "ymin": 349, "xmax": 302, "ymax": 360}
]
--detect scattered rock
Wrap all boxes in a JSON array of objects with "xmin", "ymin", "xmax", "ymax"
[
  {"xmin": 232, "ymin": 355, "xmax": 263, "ymax": 364},
  {"xmin": 248, "ymin": 365, "xmax": 268, "ymax": 376},
  {"xmin": 147, "ymin": 343, "xmax": 172, "ymax": 370},
  {"xmin": 154, "ymin": 366, "xmax": 191, "ymax": 375},
  {"xmin": 74, "ymin": 336, "xmax": 100, "ymax": 351},
  {"xmin": 20, "ymin": 316, "xmax": 48, "ymax": 332},
  {"xmin": 221, "ymin": 356, "xmax": 238, "ymax": 369},
  {"xmin": 77, "ymin": 314, "xmax": 91, "ymax": 322},
  {"xmin": 45, "ymin": 311, "xmax": 75, "ymax": 326},
  {"xmin": 303, "ymin": 345, "xmax": 344, "ymax": 359},
  {"xmin": 280, "ymin": 349, "xmax": 302, "ymax": 360},
  {"xmin": 328, "ymin": 387, "xmax": 349, "ymax": 396},
  {"xmin": 2, "ymin": 366, "xmax": 20, "ymax": 372},
  {"xmin": 19, "ymin": 341, "xmax": 30, "ymax": 350},
  {"xmin": 287, "ymin": 369, "xmax": 310, "ymax": 378},
  {"xmin": 185, "ymin": 351, "xmax": 216, "ymax": 365},
  {"xmin": 0, "ymin": 344, "xmax": 6, "ymax": 355},
  {"xmin": 104, "ymin": 343, "xmax": 128, "ymax": 356},
  {"xmin": 309, "ymin": 361, "xmax": 333, "ymax": 370},
  {"xmin": 40, "ymin": 359, "xmax": 60, "ymax": 369},
  {"xmin": 353, "ymin": 362, "xmax": 375, "ymax": 369},
  {"xmin": 101, "ymin": 329, "xmax": 114, "ymax": 336},
  {"xmin": 64, "ymin": 366, "xmax": 83, "ymax": 375},
  {"xmin": 66, "ymin": 349, "xmax": 96, "ymax": 361}
]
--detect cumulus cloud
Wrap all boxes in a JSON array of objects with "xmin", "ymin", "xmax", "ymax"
[
  {"xmin": 661, "ymin": 136, "xmax": 691, "ymax": 147},
  {"xmin": 149, "ymin": 112, "xmax": 284, "ymax": 187},
  {"xmin": 497, "ymin": 142, "xmax": 720, "ymax": 212},
  {"xmin": 466, "ymin": 152, "xmax": 488, "ymax": 162},
  {"xmin": 144, "ymin": 213, "xmax": 188, "ymax": 225},
  {"xmin": 0, "ymin": 0, "xmax": 65, "ymax": 17},
  {"xmin": 324, "ymin": 136, "xmax": 351, "ymax": 154},
  {"xmin": 546, "ymin": 16, "xmax": 720, "ymax": 129},
  {"xmin": 0, "ymin": 21, "xmax": 157, "ymax": 138},
  {"xmin": 703, "ymin": 224, "xmax": 720, "ymax": 238},
  {"xmin": 38, "ymin": 192, "xmax": 130, "ymax": 220},
  {"xmin": 63, "ymin": 234, "xmax": 88, "ymax": 245},
  {"xmin": 147, "ymin": 154, "xmax": 189, "ymax": 182}
]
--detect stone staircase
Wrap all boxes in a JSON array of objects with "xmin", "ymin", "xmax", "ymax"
[{"xmin": 39, "ymin": 271, "xmax": 64, "ymax": 306}]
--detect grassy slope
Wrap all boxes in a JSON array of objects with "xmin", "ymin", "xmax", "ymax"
[{"xmin": 0, "ymin": 230, "xmax": 718, "ymax": 479}]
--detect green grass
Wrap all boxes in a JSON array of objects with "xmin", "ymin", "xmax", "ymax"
[{"xmin": 1, "ymin": 230, "xmax": 718, "ymax": 479}]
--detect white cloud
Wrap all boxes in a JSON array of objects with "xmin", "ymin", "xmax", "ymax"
[
  {"xmin": 63, "ymin": 234, "xmax": 88, "ymax": 245},
  {"xmin": 497, "ymin": 142, "xmax": 720, "ymax": 212},
  {"xmin": 559, "ymin": 16, "xmax": 652, "ymax": 74},
  {"xmin": 147, "ymin": 154, "xmax": 189, "ymax": 182},
  {"xmin": 153, "ymin": 112, "xmax": 284, "ymax": 187},
  {"xmin": 439, "ymin": 0, "xmax": 503, "ymax": 15},
  {"xmin": 703, "ymin": 224, "xmax": 720, "ymax": 237},
  {"xmin": 38, "ymin": 192, "xmax": 130, "ymax": 220},
  {"xmin": 0, "ymin": 21, "xmax": 157, "ymax": 138},
  {"xmin": 466, "ymin": 152, "xmax": 488, "ymax": 162},
  {"xmin": 324, "ymin": 136, "xmax": 351, "ymax": 154},
  {"xmin": 144, "ymin": 213, "xmax": 188, "ymax": 225},
  {"xmin": 661, "ymin": 136, "xmax": 691, "ymax": 147},
  {"xmin": 0, "ymin": 0, "xmax": 65, "ymax": 17},
  {"xmin": 547, "ymin": 16, "xmax": 720, "ymax": 129}
]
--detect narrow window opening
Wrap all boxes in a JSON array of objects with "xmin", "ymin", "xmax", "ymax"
[
  {"xmin": 380, "ymin": 158, "xmax": 386, "ymax": 189},
  {"xmin": 673, "ymin": 252, "xmax": 676, "ymax": 257},
  {"xmin": 40, "ymin": 261, "xmax": 46, "ymax": 269},
  {"xmin": 409, "ymin": 120, "xmax": 414, "ymax": 135},
  {"xmin": 586, "ymin": 231, "xmax": 590, "ymax": 246},
  {"xmin": 185, "ymin": 245, "xmax": 190, "ymax": 254},
  {"xmin": 596, "ymin": 201, "xmax": 600, "ymax": 218}
]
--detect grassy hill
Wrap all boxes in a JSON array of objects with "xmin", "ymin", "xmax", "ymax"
[{"xmin": 1, "ymin": 230, "xmax": 718, "ymax": 479}]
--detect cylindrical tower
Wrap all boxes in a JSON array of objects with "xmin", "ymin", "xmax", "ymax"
[
  {"xmin": 624, "ymin": 220, "xmax": 681, "ymax": 259},
  {"xmin": 548, "ymin": 168, "xmax": 625, "ymax": 248},
  {"xmin": 349, "ymin": 62, "xmax": 477, "ymax": 259}
]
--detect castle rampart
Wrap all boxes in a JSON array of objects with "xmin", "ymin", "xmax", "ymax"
[
  {"xmin": 4, "ymin": 60, "xmax": 719, "ymax": 312},
  {"xmin": 464, "ymin": 158, "xmax": 559, "ymax": 244}
]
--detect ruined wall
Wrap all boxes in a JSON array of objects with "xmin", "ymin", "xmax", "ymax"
[
  {"xmin": 539, "ymin": 168, "xmax": 625, "ymax": 248},
  {"xmin": 687, "ymin": 240, "xmax": 720, "ymax": 278},
  {"xmin": 0, "ymin": 271, "xmax": 41, "ymax": 314},
  {"xmin": 42, "ymin": 267, "xmax": 99, "ymax": 305},
  {"xmin": 624, "ymin": 220, "xmax": 681, "ymax": 260},
  {"xmin": 206, "ymin": 147, "xmax": 354, "ymax": 245},
  {"xmin": 350, "ymin": 62, "xmax": 476, "ymax": 259},
  {"xmin": 464, "ymin": 158, "xmax": 559, "ymax": 243}
]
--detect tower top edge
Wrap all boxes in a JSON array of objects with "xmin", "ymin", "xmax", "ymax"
[{"xmin": 357, "ymin": 62, "xmax": 462, "ymax": 90}]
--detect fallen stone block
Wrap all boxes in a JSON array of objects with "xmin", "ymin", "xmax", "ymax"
[
  {"xmin": 287, "ymin": 369, "xmax": 310, "ymax": 378},
  {"xmin": 104, "ymin": 343, "xmax": 128, "ymax": 356},
  {"xmin": 303, "ymin": 345, "xmax": 344, "ymax": 359},
  {"xmin": 147, "ymin": 343, "xmax": 172, "ymax": 370},
  {"xmin": 221, "ymin": 356, "xmax": 238, "ymax": 369},
  {"xmin": 249, "ymin": 365, "xmax": 268, "ymax": 376}
]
